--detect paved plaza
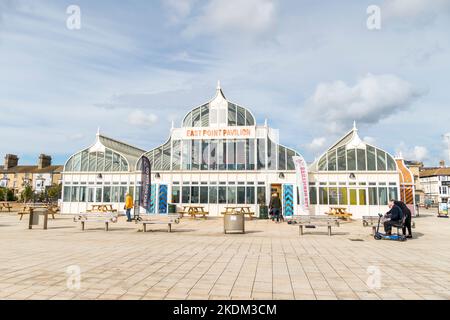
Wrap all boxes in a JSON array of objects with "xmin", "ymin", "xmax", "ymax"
[{"xmin": 1, "ymin": 209, "xmax": 450, "ymax": 300}]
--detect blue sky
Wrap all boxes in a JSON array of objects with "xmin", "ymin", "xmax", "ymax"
[{"xmin": 0, "ymin": 0, "xmax": 449, "ymax": 166}]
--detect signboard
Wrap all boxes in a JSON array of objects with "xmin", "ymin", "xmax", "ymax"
[
  {"xmin": 293, "ymin": 155, "xmax": 310, "ymax": 215},
  {"xmin": 183, "ymin": 126, "xmax": 255, "ymax": 140},
  {"xmin": 441, "ymin": 181, "xmax": 450, "ymax": 187},
  {"xmin": 139, "ymin": 156, "xmax": 151, "ymax": 211},
  {"xmin": 438, "ymin": 202, "xmax": 448, "ymax": 216}
]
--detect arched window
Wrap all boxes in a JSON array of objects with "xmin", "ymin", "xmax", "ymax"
[{"xmin": 64, "ymin": 149, "xmax": 129, "ymax": 172}]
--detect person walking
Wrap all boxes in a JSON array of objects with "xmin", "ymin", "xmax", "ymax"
[
  {"xmin": 269, "ymin": 192, "xmax": 282, "ymax": 223},
  {"xmin": 124, "ymin": 192, "xmax": 134, "ymax": 222},
  {"xmin": 394, "ymin": 200, "xmax": 413, "ymax": 238}
]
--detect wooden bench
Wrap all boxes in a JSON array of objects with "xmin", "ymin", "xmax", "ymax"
[
  {"xmin": 363, "ymin": 215, "xmax": 415, "ymax": 235},
  {"xmin": 0, "ymin": 202, "xmax": 13, "ymax": 212},
  {"xmin": 73, "ymin": 212, "xmax": 119, "ymax": 231},
  {"xmin": 137, "ymin": 215, "xmax": 180, "ymax": 233},
  {"xmin": 290, "ymin": 215, "xmax": 340, "ymax": 236}
]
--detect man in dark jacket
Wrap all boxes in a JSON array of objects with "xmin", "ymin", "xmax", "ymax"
[
  {"xmin": 394, "ymin": 200, "xmax": 413, "ymax": 238},
  {"xmin": 384, "ymin": 200, "xmax": 404, "ymax": 235},
  {"xmin": 269, "ymin": 193, "xmax": 282, "ymax": 223}
]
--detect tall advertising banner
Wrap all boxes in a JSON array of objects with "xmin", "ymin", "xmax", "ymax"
[
  {"xmin": 293, "ymin": 156, "xmax": 310, "ymax": 215},
  {"xmin": 140, "ymin": 156, "xmax": 151, "ymax": 211}
]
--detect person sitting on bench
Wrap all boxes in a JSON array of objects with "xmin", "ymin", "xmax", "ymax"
[{"xmin": 384, "ymin": 199, "xmax": 404, "ymax": 235}]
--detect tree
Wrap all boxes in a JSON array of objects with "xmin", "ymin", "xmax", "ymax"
[
  {"xmin": 21, "ymin": 185, "xmax": 34, "ymax": 203},
  {"xmin": 47, "ymin": 184, "xmax": 62, "ymax": 202}
]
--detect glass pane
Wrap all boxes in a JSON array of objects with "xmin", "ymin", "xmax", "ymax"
[
  {"xmin": 218, "ymin": 186, "xmax": 227, "ymax": 204},
  {"xmin": 201, "ymin": 104, "xmax": 209, "ymax": 127},
  {"xmin": 65, "ymin": 157, "xmax": 73, "ymax": 172},
  {"xmin": 227, "ymin": 186, "xmax": 236, "ymax": 204},
  {"xmin": 245, "ymin": 110, "xmax": 255, "ymax": 126},
  {"xmin": 88, "ymin": 152, "xmax": 97, "ymax": 171},
  {"xmin": 191, "ymin": 186, "xmax": 199, "ymax": 203},
  {"xmin": 237, "ymin": 187, "xmax": 246, "ymax": 204},
  {"xmin": 88, "ymin": 188, "xmax": 95, "ymax": 202},
  {"xmin": 347, "ymin": 149, "xmax": 356, "ymax": 171},
  {"xmin": 257, "ymin": 186, "xmax": 266, "ymax": 205},
  {"xmin": 267, "ymin": 138, "xmax": 277, "ymax": 170},
  {"xmin": 172, "ymin": 140, "xmax": 181, "ymax": 170},
  {"xmin": 154, "ymin": 147, "xmax": 162, "ymax": 170},
  {"xmin": 218, "ymin": 140, "xmax": 227, "ymax": 170},
  {"xmin": 200, "ymin": 186, "xmax": 208, "ymax": 204},
  {"xmin": 327, "ymin": 150, "xmax": 337, "ymax": 171},
  {"xmin": 257, "ymin": 139, "xmax": 266, "ymax": 170},
  {"xmin": 183, "ymin": 112, "xmax": 192, "ymax": 127},
  {"xmin": 389, "ymin": 187, "xmax": 398, "ymax": 201},
  {"xmin": 209, "ymin": 140, "xmax": 218, "ymax": 170},
  {"xmin": 246, "ymin": 139, "xmax": 255, "ymax": 170},
  {"xmin": 162, "ymin": 141, "xmax": 171, "ymax": 170},
  {"xmin": 191, "ymin": 140, "xmax": 200, "ymax": 170},
  {"xmin": 182, "ymin": 186, "xmax": 190, "ymax": 203},
  {"xmin": 172, "ymin": 186, "xmax": 180, "ymax": 203},
  {"xmin": 359, "ymin": 189, "xmax": 367, "ymax": 205},
  {"xmin": 329, "ymin": 187, "xmax": 338, "ymax": 205},
  {"xmin": 378, "ymin": 187, "xmax": 388, "ymax": 205},
  {"xmin": 228, "ymin": 104, "xmax": 236, "ymax": 126},
  {"xmin": 369, "ymin": 187, "xmax": 378, "ymax": 205},
  {"xmin": 111, "ymin": 186, "xmax": 119, "ymax": 202},
  {"xmin": 112, "ymin": 153, "xmax": 120, "ymax": 171},
  {"xmin": 318, "ymin": 155, "xmax": 327, "ymax": 171},
  {"xmin": 201, "ymin": 140, "xmax": 209, "ymax": 170},
  {"xmin": 79, "ymin": 187, "xmax": 87, "ymax": 202},
  {"xmin": 209, "ymin": 186, "xmax": 218, "ymax": 204},
  {"xmin": 337, "ymin": 146, "xmax": 346, "ymax": 171},
  {"xmin": 309, "ymin": 187, "xmax": 317, "ymax": 205},
  {"xmin": 339, "ymin": 187, "xmax": 348, "ymax": 205},
  {"xmin": 96, "ymin": 188, "xmax": 102, "ymax": 202},
  {"xmin": 387, "ymin": 155, "xmax": 397, "ymax": 171},
  {"xmin": 182, "ymin": 141, "xmax": 191, "ymax": 170},
  {"xmin": 237, "ymin": 106, "xmax": 246, "ymax": 126},
  {"xmin": 349, "ymin": 189, "xmax": 357, "ymax": 205},
  {"xmin": 236, "ymin": 140, "xmax": 245, "ymax": 170},
  {"xmin": 120, "ymin": 156, "xmax": 128, "ymax": 171},
  {"xmin": 63, "ymin": 186, "xmax": 71, "ymax": 202},
  {"xmin": 357, "ymin": 149, "xmax": 366, "ymax": 171},
  {"xmin": 367, "ymin": 146, "xmax": 376, "ymax": 171},
  {"xmin": 227, "ymin": 140, "xmax": 236, "ymax": 170},
  {"xmin": 286, "ymin": 149, "xmax": 296, "ymax": 170},
  {"xmin": 319, "ymin": 187, "xmax": 328, "ymax": 205},
  {"xmin": 71, "ymin": 186, "xmax": 79, "ymax": 202},
  {"xmin": 81, "ymin": 151, "xmax": 89, "ymax": 172},
  {"xmin": 192, "ymin": 107, "xmax": 201, "ymax": 127},
  {"xmin": 278, "ymin": 146, "xmax": 287, "ymax": 170},
  {"xmin": 72, "ymin": 153, "xmax": 81, "ymax": 171},
  {"xmin": 377, "ymin": 149, "xmax": 387, "ymax": 171},
  {"xmin": 119, "ymin": 186, "xmax": 127, "ymax": 202},
  {"xmin": 246, "ymin": 187, "xmax": 255, "ymax": 204}
]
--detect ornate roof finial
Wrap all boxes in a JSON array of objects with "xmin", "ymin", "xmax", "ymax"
[
  {"xmin": 353, "ymin": 120, "xmax": 357, "ymax": 131},
  {"xmin": 96, "ymin": 127, "xmax": 100, "ymax": 137},
  {"xmin": 217, "ymin": 80, "xmax": 221, "ymax": 90}
]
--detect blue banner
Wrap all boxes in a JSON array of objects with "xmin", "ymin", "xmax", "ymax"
[{"xmin": 140, "ymin": 156, "xmax": 151, "ymax": 210}]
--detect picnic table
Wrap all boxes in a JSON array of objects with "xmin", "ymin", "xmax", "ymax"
[
  {"xmin": 0, "ymin": 202, "xmax": 13, "ymax": 212},
  {"xmin": 87, "ymin": 204, "xmax": 118, "ymax": 213},
  {"xmin": 326, "ymin": 207, "xmax": 352, "ymax": 221},
  {"xmin": 178, "ymin": 205, "xmax": 209, "ymax": 219},
  {"xmin": 221, "ymin": 206, "xmax": 255, "ymax": 219}
]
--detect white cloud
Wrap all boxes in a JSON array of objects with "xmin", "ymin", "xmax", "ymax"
[
  {"xmin": 304, "ymin": 74, "xmax": 423, "ymax": 133},
  {"xmin": 397, "ymin": 143, "xmax": 429, "ymax": 161},
  {"xmin": 363, "ymin": 136, "xmax": 377, "ymax": 145},
  {"xmin": 128, "ymin": 110, "xmax": 158, "ymax": 127},
  {"xmin": 306, "ymin": 137, "xmax": 327, "ymax": 152},
  {"xmin": 163, "ymin": 0, "xmax": 198, "ymax": 23},
  {"xmin": 383, "ymin": 0, "xmax": 450, "ymax": 19},
  {"xmin": 183, "ymin": 0, "xmax": 276, "ymax": 37}
]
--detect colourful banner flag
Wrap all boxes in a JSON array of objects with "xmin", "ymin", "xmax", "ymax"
[
  {"xmin": 293, "ymin": 155, "xmax": 310, "ymax": 215},
  {"xmin": 140, "ymin": 156, "xmax": 151, "ymax": 210}
]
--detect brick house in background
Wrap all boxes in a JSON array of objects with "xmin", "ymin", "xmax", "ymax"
[{"xmin": 0, "ymin": 154, "xmax": 63, "ymax": 196}]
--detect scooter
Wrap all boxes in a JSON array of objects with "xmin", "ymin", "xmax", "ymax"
[{"xmin": 374, "ymin": 213, "xmax": 407, "ymax": 241}]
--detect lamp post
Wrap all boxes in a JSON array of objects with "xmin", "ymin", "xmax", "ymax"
[{"xmin": 444, "ymin": 134, "xmax": 450, "ymax": 165}]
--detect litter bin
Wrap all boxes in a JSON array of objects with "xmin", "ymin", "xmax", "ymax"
[
  {"xmin": 259, "ymin": 205, "xmax": 269, "ymax": 219},
  {"xmin": 31, "ymin": 211, "xmax": 40, "ymax": 225},
  {"xmin": 224, "ymin": 212, "xmax": 245, "ymax": 234},
  {"xmin": 168, "ymin": 203, "xmax": 177, "ymax": 214}
]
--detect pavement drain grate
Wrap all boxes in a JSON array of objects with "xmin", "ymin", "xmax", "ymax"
[{"xmin": 349, "ymin": 239, "xmax": 364, "ymax": 242}]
